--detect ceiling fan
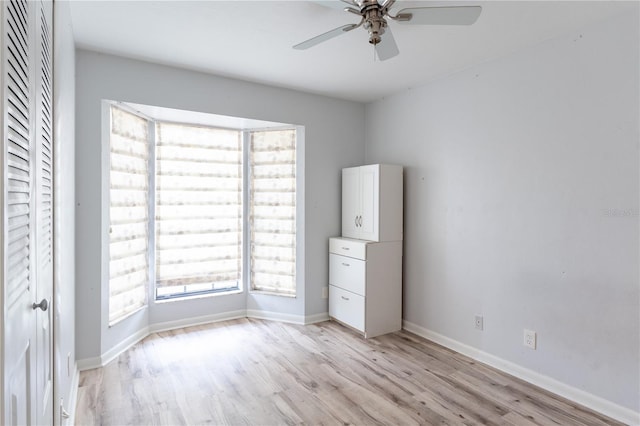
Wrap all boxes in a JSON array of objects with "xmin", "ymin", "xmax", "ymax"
[{"xmin": 293, "ymin": 0, "xmax": 482, "ymax": 61}]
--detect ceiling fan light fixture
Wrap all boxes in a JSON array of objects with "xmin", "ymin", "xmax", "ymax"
[
  {"xmin": 364, "ymin": 18, "xmax": 386, "ymax": 44},
  {"xmin": 294, "ymin": 1, "xmax": 482, "ymax": 61}
]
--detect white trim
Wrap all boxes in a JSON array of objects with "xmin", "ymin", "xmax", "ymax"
[
  {"xmin": 76, "ymin": 356, "xmax": 102, "ymax": 372},
  {"xmin": 246, "ymin": 309, "xmax": 305, "ymax": 324},
  {"xmin": 77, "ymin": 310, "xmax": 247, "ymax": 370},
  {"xmin": 148, "ymin": 310, "xmax": 247, "ymax": 334},
  {"xmin": 402, "ymin": 320, "xmax": 640, "ymax": 426},
  {"xmin": 304, "ymin": 312, "xmax": 330, "ymax": 325},
  {"xmin": 122, "ymin": 101, "xmax": 291, "ymax": 131},
  {"xmin": 153, "ymin": 289, "xmax": 243, "ymax": 304},
  {"xmin": 77, "ymin": 326, "xmax": 149, "ymax": 371},
  {"xmin": 63, "ymin": 365, "xmax": 80, "ymax": 426},
  {"xmin": 295, "ymin": 125, "xmax": 306, "ymax": 307},
  {"xmin": 102, "ymin": 326, "xmax": 150, "ymax": 368}
]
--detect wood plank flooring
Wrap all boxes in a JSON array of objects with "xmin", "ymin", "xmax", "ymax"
[{"xmin": 76, "ymin": 318, "xmax": 622, "ymax": 425}]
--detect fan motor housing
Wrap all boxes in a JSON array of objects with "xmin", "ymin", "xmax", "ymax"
[{"xmin": 361, "ymin": 2, "xmax": 388, "ymax": 44}]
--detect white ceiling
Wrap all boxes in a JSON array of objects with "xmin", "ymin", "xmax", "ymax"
[{"xmin": 69, "ymin": 1, "xmax": 634, "ymax": 103}]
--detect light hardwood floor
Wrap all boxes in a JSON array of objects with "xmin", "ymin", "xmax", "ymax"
[{"xmin": 76, "ymin": 318, "xmax": 622, "ymax": 425}]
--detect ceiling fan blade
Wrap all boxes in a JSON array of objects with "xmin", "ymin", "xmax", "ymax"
[
  {"xmin": 375, "ymin": 27, "xmax": 399, "ymax": 61},
  {"xmin": 396, "ymin": 6, "xmax": 482, "ymax": 26},
  {"xmin": 293, "ymin": 24, "xmax": 358, "ymax": 50}
]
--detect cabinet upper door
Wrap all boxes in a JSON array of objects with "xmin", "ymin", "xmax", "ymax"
[
  {"xmin": 341, "ymin": 164, "xmax": 401, "ymax": 242},
  {"xmin": 341, "ymin": 166, "xmax": 360, "ymax": 239},
  {"xmin": 358, "ymin": 165, "xmax": 379, "ymax": 241}
]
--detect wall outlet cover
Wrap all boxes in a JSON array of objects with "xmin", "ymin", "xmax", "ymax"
[
  {"xmin": 475, "ymin": 315, "xmax": 483, "ymax": 330},
  {"xmin": 524, "ymin": 329, "xmax": 537, "ymax": 349}
]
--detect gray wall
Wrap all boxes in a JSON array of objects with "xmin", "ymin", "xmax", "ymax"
[
  {"xmin": 365, "ymin": 11, "xmax": 639, "ymax": 412},
  {"xmin": 53, "ymin": 1, "xmax": 76, "ymax": 423},
  {"xmin": 75, "ymin": 50, "xmax": 365, "ymax": 360}
]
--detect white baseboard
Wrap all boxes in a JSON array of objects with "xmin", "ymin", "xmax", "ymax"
[
  {"xmin": 402, "ymin": 320, "xmax": 640, "ymax": 426},
  {"xmin": 246, "ymin": 309, "xmax": 329, "ymax": 325},
  {"xmin": 304, "ymin": 312, "xmax": 330, "ymax": 324},
  {"xmin": 76, "ymin": 309, "xmax": 316, "ymax": 371},
  {"xmin": 246, "ymin": 309, "xmax": 305, "ymax": 324},
  {"xmin": 149, "ymin": 310, "xmax": 247, "ymax": 334},
  {"xmin": 76, "ymin": 355, "xmax": 102, "ymax": 372},
  {"xmin": 102, "ymin": 326, "xmax": 150, "ymax": 368},
  {"xmin": 77, "ymin": 327, "xmax": 149, "ymax": 371}
]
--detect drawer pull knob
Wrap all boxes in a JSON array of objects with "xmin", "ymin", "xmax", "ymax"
[
  {"xmin": 342, "ymin": 247, "xmax": 350, "ymax": 250},
  {"xmin": 341, "ymin": 263, "xmax": 350, "ymax": 267},
  {"xmin": 341, "ymin": 296, "xmax": 350, "ymax": 301}
]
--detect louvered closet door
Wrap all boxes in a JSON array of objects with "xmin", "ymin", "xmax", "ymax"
[
  {"xmin": 1, "ymin": 0, "xmax": 53, "ymax": 424},
  {"xmin": 34, "ymin": 0, "xmax": 53, "ymax": 422}
]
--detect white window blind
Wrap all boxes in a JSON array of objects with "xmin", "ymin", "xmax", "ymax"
[
  {"xmin": 250, "ymin": 129, "xmax": 296, "ymax": 296},
  {"xmin": 109, "ymin": 106, "xmax": 149, "ymax": 324},
  {"xmin": 155, "ymin": 122, "xmax": 242, "ymax": 298}
]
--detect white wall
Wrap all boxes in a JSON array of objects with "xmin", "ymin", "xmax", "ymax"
[
  {"xmin": 53, "ymin": 1, "xmax": 77, "ymax": 423},
  {"xmin": 75, "ymin": 50, "xmax": 365, "ymax": 361},
  {"xmin": 366, "ymin": 10, "xmax": 639, "ymax": 416}
]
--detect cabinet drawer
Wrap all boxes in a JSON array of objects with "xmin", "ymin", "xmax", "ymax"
[
  {"xmin": 329, "ymin": 237, "xmax": 366, "ymax": 260},
  {"xmin": 329, "ymin": 285, "xmax": 364, "ymax": 332},
  {"xmin": 329, "ymin": 253, "xmax": 365, "ymax": 296}
]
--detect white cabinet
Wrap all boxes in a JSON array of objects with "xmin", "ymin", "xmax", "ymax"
[
  {"xmin": 331, "ymin": 164, "xmax": 403, "ymax": 338},
  {"xmin": 341, "ymin": 164, "xmax": 403, "ymax": 242},
  {"xmin": 328, "ymin": 238, "xmax": 402, "ymax": 338}
]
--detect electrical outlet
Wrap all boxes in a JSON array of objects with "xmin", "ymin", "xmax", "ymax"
[
  {"xmin": 475, "ymin": 315, "xmax": 483, "ymax": 331},
  {"xmin": 524, "ymin": 329, "xmax": 537, "ymax": 349},
  {"xmin": 322, "ymin": 286, "xmax": 328, "ymax": 299}
]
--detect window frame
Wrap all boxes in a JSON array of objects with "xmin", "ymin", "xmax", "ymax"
[
  {"xmin": 247, "ymin": 128, "xmax": 298, "ymax": 297},
  {"xmin": 104, "ymin": 103, "xmax": 153, "ymax": 326},
  {"xmin": 153, "ymin": 120, "xmax": 245, "ymax": 300}
]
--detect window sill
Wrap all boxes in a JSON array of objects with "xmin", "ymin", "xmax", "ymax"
[
  {"xmin": 249, "ymin": 290, "xmax": 297, "ymax": 298},
  {"xmin": 154, "ymin": 289, "xmax": 244, "ymax": 304}
]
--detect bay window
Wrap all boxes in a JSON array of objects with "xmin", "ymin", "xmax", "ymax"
[{"xmin": 107, "ymin": 104, "xmax": 298, "ymax": 324}]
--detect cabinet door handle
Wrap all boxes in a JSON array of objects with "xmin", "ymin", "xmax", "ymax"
[
  {"xmin": 358, "ymin": 215, "xmax": 363, "ymax": 227},
  {"xmin": 341, "ymin": 296, "xmax": 350, "ymax": 301},
  {"xmin": 341, "ymin": 263, "xmax": 350, "ymax": 267},
  {"xmin": 341, "ymin": 247, "xmax": 350, "ymax": 250},
  {"xmin": 354, "ymin": 215, "xmax": 359, "ymax": 227}
]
